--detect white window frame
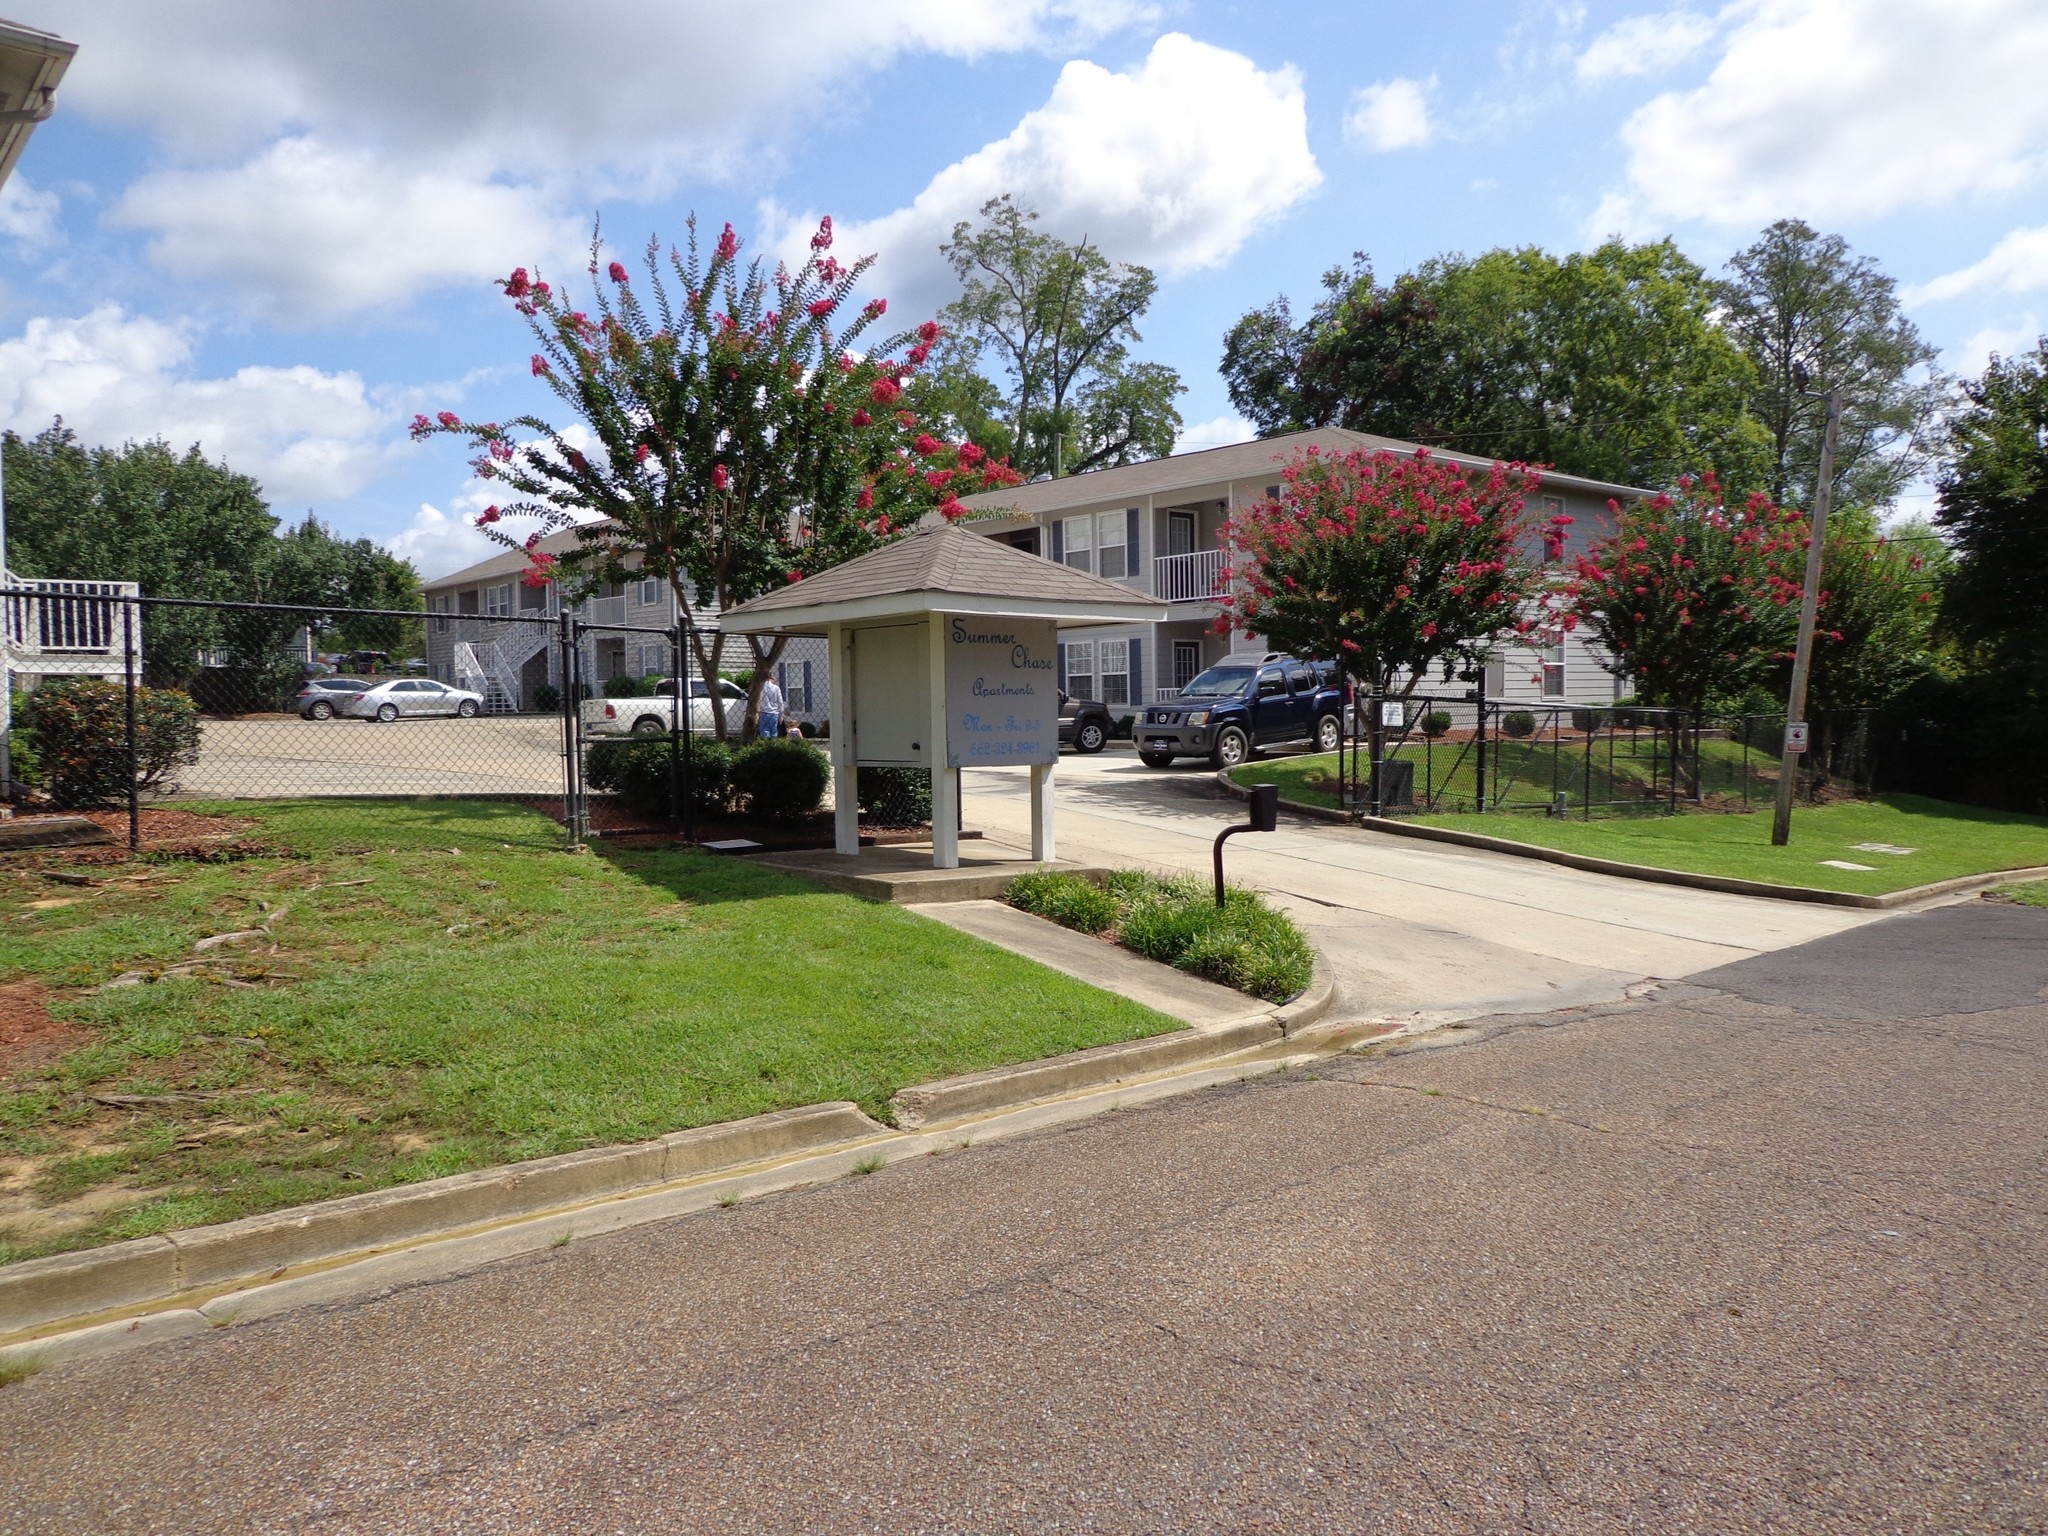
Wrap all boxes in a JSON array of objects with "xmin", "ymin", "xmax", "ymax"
[
  {"xmin": 483, "ymin": 583, "xmax": 512, "ymax": 617},
  {"xmin": 637, "ymin": 577, "xmax": 663, "ymax": 608},
  {"xmin": 429, "ymin": 594, "xmax": 450, "ymax": 634},
  {"xmin": 1173, "ymin": 640, "xmax": 1200, "ymax": 692},
  {"xmin": 1064, "ymin": 639, "xmax": 1096, "ymax": 700},
  {"xmin": 1062, "ymin": 515, "xmax": 1093, "ymax": 574},
  {"xmin": 1098, "ymin": 638, "xmax": 1130, "ymax": 706},
  {"xmin": 1095, "ymin": 512, "xmax": 1128, "ymax": 581},
  {"xmin": 1540, "ymin": 635, "xmax": 1566, "ymax": 699}
]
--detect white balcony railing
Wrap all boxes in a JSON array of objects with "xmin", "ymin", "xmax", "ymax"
[
  {"xmin": 1153, "ymin": 548, "xmax": 1227, "ymax": 603},
  {"xmin": 3, "ymin": 576, "xmax": 140, "ymax": 659}
]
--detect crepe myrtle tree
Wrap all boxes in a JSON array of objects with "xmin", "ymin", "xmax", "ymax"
[
  {"xmin": 1568, "ymin": 474, "xmax": 1807, "ymax": 726},
  {"xmin": 1218, "ymin": 445, "xmax": 1543, "ymax": 696},
  {"xmin": 412, "ymin": 215, "xmax": 1021, "ymax": 736}
]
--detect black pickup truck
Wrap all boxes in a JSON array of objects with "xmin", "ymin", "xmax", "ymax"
[
  {"xmin": 1136, "ymin": 655, "xmax": 1343, "ymax": 769},
  {"xmin": 1058, "ymin": 690, "xmax": 1113, "ymax": 754}
]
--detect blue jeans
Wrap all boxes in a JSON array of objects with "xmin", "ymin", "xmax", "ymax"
[{"xmin": 759, "ymin": 711, "xmax": 780, "ymax": 739}]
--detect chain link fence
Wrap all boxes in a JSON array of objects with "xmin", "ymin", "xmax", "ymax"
[{"xmin": 0, "ymin": 590, "xmax": 728, "ymax": 852}]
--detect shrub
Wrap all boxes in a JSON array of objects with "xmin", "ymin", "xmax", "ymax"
[
  {"xmin": 1113, "ymin": 714, "xmax": 1136, "ymax": 740},
  {"xmin": 601, "ymin": 674, "xmax": 646, "ymax": 698},
  {"xmin": 729, "ymin": 737, "xmax": 829, "ymax": 821},
  {"xmin": 584, "ymin": 736, "xmax": 733, "ymax": 820},
  {"xmin": 1570, "ymin": 707, "xmax": 1605, "ymax": 734},
  {"xmin": 531, "ymin": 683, "xmax": 561, "ymax": 714},
  {"xmin": 1007, "ymin": 867, "xmax": 1314, "ymax": 1003},
  {"xmin": 1006, "ymin": 870, "xmax": 1119, "ymax": 934},
  {"xmin": 859, "ymin": 765, "xmax": 931, "ymax": 826},
  {"xmin": 1501, "ymin": 710, "xmax": 1537, "ymax": 739},
  {"xmin": 1420, "ymin": 710, "xmax": 1453, "ymax": 739},
  {"xmin": 19, "ymin": 678, "xmax": 203, "ymax": 808}
]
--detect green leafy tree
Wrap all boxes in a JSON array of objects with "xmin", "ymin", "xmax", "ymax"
[
  {"xmin": 1806, "ymin": 510, "xmax": 1944, "ymax": 714},
  {"xmin": 1715, "ymin": 219, "xmax": 1943, "ymax": 512},
  {"xmin": 1223, "ymin": 243, "xmax": 1769, "ymax": 491},
  {"xmin": 412, "ymin": 217, "xmax": 1020, "ymax": 737},
  {"xmin": 1934, "ymin": 339, "xmax": 2048, "ymax": 808},
  {"xmin": 1569, "ymin": 475, "xmax": 1807, "ymax": 720},
  {"xmin": 926, "ymin": 195, "xmax": 1184, "ymax": 479}
]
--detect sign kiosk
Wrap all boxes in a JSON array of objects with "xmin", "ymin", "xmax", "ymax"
[{"xmin": 719, "ymin": 514, "xmax": 1167, "ymax": 870}]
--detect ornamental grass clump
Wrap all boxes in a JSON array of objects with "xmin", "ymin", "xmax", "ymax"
[{"xmin": 1006, "ymin": 870, "xmax": 1313, "ymax": 1003}]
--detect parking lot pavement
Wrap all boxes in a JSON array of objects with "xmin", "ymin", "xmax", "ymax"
[
  {"xmin": 171, "ymin": 714, "xmax": 569, "ymax": 798},
  {"xmin": 6, "ymin": 900, "xmax": 2043, "ymax": 1533},
  {"xmin": 962, "ymin": 749, "xmax": 1890, "ymax": 1027}
]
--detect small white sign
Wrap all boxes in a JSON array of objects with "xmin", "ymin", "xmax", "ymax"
[
  {"xmin": 1380, "ymin": 701, "xmax": 1406, "ymax": 727},
  {"xmin": 944, "ymin": 616, "xmax": 1058, "ymax": 768},
  {"xmin": 1784, "ymin": 720, "xmax": 1810, "ymax": 754}
]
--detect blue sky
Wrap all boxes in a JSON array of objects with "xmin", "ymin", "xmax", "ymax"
[{"xmin": 3, "ymin": 0, "xmax": 2044, "ymax": 577}]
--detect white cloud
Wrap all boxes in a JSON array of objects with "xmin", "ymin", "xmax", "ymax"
[
  {"xmin": 0, "ymin": 306, "xmax": 402, "ymax": 507},
  {"xmin": 795, "ymin": 34, "xmax": 1320, "ymax": 310},
  {"xmin": 1596, "ymin": 0, "xmax": 2048, "ymax": 231},
  {"xmin": 384, "ymin": 499, "xmax": 503, "ymax": 582},
  {"xmin": 0, "ymin": 175, "xmax": 59, "ymax": 248},
  {"xmin": 1174, "ymin": 414, "xmax": 1256, "ymax": 453},
  {"xmin": 1574, "ymin": 10, "xmax": 1716, "ymax": 81},
  {"xmin": 1905, "ymin": 226, "xmax": 2048, "ymax": 306},
  {"xmin": 57, "ymin": 0, "xmax": 1157, "ymax": 318},
  {"xmin": 1343, "ymin": 77, "xmax": 1435, "ymax": 153},
  {"xmin": 1950, "ymin": 315, "xmax": 2044, "ymax": 375},
  {"xmin": 111, "ymin": 140, "xmax": 586, "ymax": 323}
]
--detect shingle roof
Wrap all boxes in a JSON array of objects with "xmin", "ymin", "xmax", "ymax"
[
  {"xmin": 954, "ymin": 427, "xmax": 1651, "ymax": 518},
  {"xmin": 419, "ymin": 525, "xmax": 596, "ymax": 592},
  {"xmin": 725, "ymin": 516, "xmax": 1157, "ymax": 620}
]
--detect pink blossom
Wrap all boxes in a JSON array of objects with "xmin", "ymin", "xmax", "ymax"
[
  {"xmin": 476, "ymin": 505, "xmax": 501, "ymax": 525},
  {"xmin": 608, "ymin": 261, "xmax": 629, "ymax": 283},
  {"xmin": 870, "ymin": 377, "xmax": 902, "ymax": 405},
  {"xmin": 917, "ymin": 320, "xmax": 941, "ymax": 344},
  {"xmin": 712, "ymin": 463, "xmax": 729, "ymax": 491},
  {"xmin": 856, "ymin": 486, "xmax": 874, "ymax": 510},
  {"xmin": 437, "ymin": 410, "xmax": 461, "ymax": 428},
  {"xmin": 409, "ymin": 414, "xmax": 432, "ymax": 437},
  {"xmin": 914, "ymin": 434, "xmax": 941, "ymax": 457},
  {"xmin": 851, "ymin": 409, "xmax": 871, "ymax": 428},
  {"xmin": 811, "ymin": 215, "xmax": 833, "ymax": 252},
  {"xmin": 504, "ymin": 268, "xmax": 531, "ymax": 299},
  {"xmin": 715, "ymin": 224, "xmax": 739, "ymax": 262},
  {"xmin": 787, "ymin": 569, "xmax": 804, "ymax": 583},
  {"xmin": 807, "ymin": 299, "xmax": 834, "ymax": 318},
  {"xmin": 635, "ymin": 444, "xmax": 650, "ymax": 464},
  {"xmin": 531, "ymin": 354, "xmax": 550, "ymax": 377},
  {"xmin": 863, "ymin": 297, "xmax": 887, "ymax": 319}
]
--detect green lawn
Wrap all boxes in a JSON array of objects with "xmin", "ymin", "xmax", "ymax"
[
  {"xmin": 0, "ymin": 800, "xmax": 1176, "ymax": 1263},
  {"xmin": 1411, "ymin": 794, "xmax": 2048, "ymax": 894},
  {"xmin": 1234, "ymin": 734, "xmax": 1764, "ymax": 815}
]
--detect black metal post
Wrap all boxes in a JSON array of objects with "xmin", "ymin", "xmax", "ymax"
[
  {"xmin": 123, "ymin": 601, "xmax": 140, "ymax": 854},
  {"xmin": 1213, "ymin": 783, "xmax": 1278, "ymax": 906},
  {"xmin": 557, "ymin": 612, "xmax": 582, "ymax": 846},
  {"xmin": 1474, "ymin": 694, "xmax": 1489, "ymax": 813},
  {"xmin": 667, "ymin": 622, "xmax": 683, "ymax": 838},
  {"xmin": 1367, "ymin": 690, "xmax": 1385, "ymax": 819}
]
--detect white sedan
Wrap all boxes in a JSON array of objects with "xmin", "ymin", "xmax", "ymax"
[{"xmin": 337, "ymin": 678, "xmax": 485, "ymax": 722}]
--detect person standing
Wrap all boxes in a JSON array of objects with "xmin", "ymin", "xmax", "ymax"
[{"xmin": 758, "ymin": 673, "xmax": 785, "ymax": 740}]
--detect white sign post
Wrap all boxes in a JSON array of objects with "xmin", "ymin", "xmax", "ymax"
[
  {"xmin": 944, "ymin": 616, "xmax": 1059, "ymax": 861},
  {"xmin": 1784, "ymin": 720, "xmax": 1809, "ymax": 755}
]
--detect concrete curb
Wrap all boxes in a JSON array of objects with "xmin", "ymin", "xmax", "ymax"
[
  {"xmin": 1215, "ymin": 768, "xmax": 2048, "ymax": 910},
  {"xmin": 0, "ymin": 1102, "xmax": 882, "ymax": 1340}
]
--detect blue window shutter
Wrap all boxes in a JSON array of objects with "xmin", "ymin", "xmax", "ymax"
[
  {"xmin": 1128, "ymin": 637, "xmax": 1143, "ymax": 704},
  {"xmin": 1057, "ymin": 644, "xmax": 1068, "ymax": 690},
  {"xmin": 1127, "ymin": 507, "xmax": 1141, "ymax": 568},
  {"xmin": 803, "ymin": 658, "xmax": 812, "ymax": 712},
  {"xmin": 1050, "ymin": 520, "xmax": 1064, "ymax": 563}
]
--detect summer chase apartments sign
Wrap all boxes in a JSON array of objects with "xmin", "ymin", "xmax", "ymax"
[{"xmin": 943, "ymin": 617, "xmax": 1057, "ymax": 768}]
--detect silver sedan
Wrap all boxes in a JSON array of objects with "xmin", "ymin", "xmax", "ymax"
[{"xmin": 337, "ymin": 678, "xmax": 485, "ymax": 722}]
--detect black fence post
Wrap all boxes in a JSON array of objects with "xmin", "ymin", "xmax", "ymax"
[
  {"xmin": 557, "ymin": 611, "xmax": 582, "ymax": 846},
  {"xmin": 123, "ymin": 600, "xmax": 140, "ymax": 854},
  {"xmin": 667, "ymin": 622, "xmax": 684, "ymax": 839},
  {"xmin": 1474, "ymin": 695, "xmax": 1489, "ymax": 813}
]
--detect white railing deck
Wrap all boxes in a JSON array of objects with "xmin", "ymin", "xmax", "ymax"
[
  {"xmin": 2, "ymin": 575, "xmax": 141, "ymax": 663},
  {"xmin": 1153, "ymin": 548, "xmax": 1227, "ymax": 603}
]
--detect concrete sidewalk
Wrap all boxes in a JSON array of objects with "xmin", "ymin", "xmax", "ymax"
[{"xmin": 910, "ymin": 899, "xmax": 1264, "ymax": 1029}]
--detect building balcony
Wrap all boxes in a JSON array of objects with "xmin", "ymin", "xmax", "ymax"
[
  {"xmin": 2, "ymin": 575, "xmax": 141, "ymax": 665},
  {"xmin": 1153, "ymin": 548, "xmax": 1227, "ymax": 604}
]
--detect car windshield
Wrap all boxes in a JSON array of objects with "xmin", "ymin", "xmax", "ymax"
[
  {"xmin": 309, "ymin": 678, "xmax": 370, "ymax": 691},
  {"xmin": 1179, "ymin": 665, "xmax": 1255, "ymax": 699}
]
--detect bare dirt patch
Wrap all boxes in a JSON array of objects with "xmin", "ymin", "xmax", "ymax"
[
  {"xmin": 0, "ymin": 807, "xmax": 269, "ymax": 866},
  {"xmin": 0, "ymin": 982, "xmax": 85, "ymax": 1076}
]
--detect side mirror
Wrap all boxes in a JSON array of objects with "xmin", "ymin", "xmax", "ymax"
[{"xmin": 1248, "ymin": 783, "xmax": 1278, "ymax": 833}]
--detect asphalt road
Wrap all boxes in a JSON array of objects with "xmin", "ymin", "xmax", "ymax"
[
  {"xmin": 170, "ymin": 715, "xmax": 570, "ymax": 799},
  {"xmin": 6, "ymin": 898, "xmax": 2044, "ymax": 1534}
]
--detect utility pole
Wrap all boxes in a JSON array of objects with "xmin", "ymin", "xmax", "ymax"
[{"xmin": 1771, "ymin": 385, "xmax": 1841, "ymax": 846}]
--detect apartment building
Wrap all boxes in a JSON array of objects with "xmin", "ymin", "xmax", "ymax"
[{"xmin": 953, "ymin": 427, "xmax": 1652, "ymax": 711}]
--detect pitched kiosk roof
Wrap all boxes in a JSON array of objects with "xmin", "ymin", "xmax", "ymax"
[
  {"xmin": 720, "ymin": 516, "xmax": 1167, "ymax": 633},
  {"xmin": 954, "ymin": 426, "xmax": 1652, "ymax": 518}
]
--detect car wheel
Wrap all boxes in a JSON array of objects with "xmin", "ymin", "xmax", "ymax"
[
  {"xmin": 456, "ymin": 700, "xmax": 480, "ymax": 718},
  {"xmin": 375, "ymin": 703, "xmax": 399, "ymax": 723},
  {"xmin": 631, "ymin": 716, "xmax": 665, "ymax": 739},
  {"xmin": 1315, "ymin": 713, "xmax": 1341, "ymax": 754},
  {"xmin": 307, "ymin": 700, "xmax": 334, "ymax": 721},
  {"xmin": 1210, "ymin": 726, "xmax": 1250, "ymax": 770},
  {"xmin": 1075, "ymin": 719, "xmax": 1107, "ymax": 754},
  {"xmin": 1138, "ymin": 750, "xmax": 1175, "ymax": 768}
]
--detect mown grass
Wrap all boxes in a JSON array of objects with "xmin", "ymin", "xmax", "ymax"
[
  {"xmin": 1411, "ymin": 794, "xmax": 2048, "ymax": 895},
  {"xmin": 0, "ymin": 799, "xmax": 1176, "ymax": 1263},
  {"xmin": 1995, "ymin": 879, "xmax": 2048, "ymax": 907}
]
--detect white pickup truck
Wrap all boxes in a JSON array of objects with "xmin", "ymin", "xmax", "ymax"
[{"xmin": 579, "ymin": 677, "xmax": 749, "ymax": 739}]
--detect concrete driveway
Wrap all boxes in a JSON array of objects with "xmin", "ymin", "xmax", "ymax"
[
  {"xmin": 964, "ymin": 748, "xmax": 1889, "ymax": 1027},
  {"xmin": 169, "ymin": 715, "xmax": 569, "ymax": 799},
  {"xmin": 6, "ymin": 899, "xmax": 2044, "ymax": 1533}
]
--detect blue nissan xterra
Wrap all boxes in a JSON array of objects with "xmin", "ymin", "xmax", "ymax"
[{"xmin": 1137, "ymin": 655, "xmax": 1345, "ymax": 769}]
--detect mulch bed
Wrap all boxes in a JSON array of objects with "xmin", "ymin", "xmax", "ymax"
[
  {"xmin": 0, "ymin": 980, "xmax": 85, "ymax": 1077},
  {"xmin": 518, "ymin": 798, "xmax": 944, "ymax": 852},
  {"xmin": 0, "ymin": 808, "xmax": 263, "ymax": 866}
]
